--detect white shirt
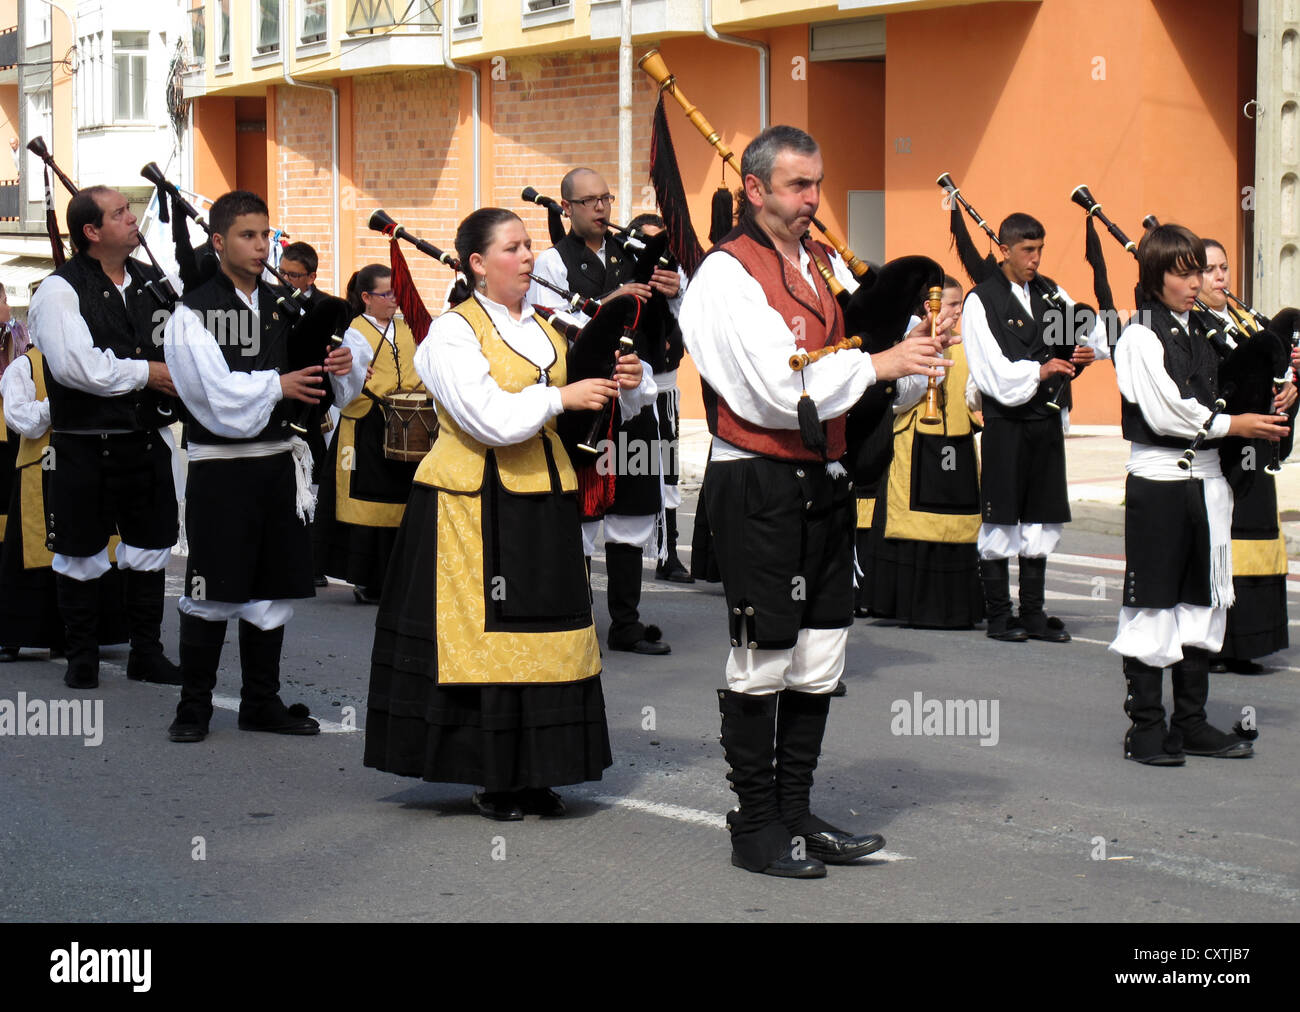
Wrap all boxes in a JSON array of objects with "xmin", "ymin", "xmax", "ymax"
[
  {"xmin": 680, "ymin": 241, "xmax": 871, "ymax": 456},
  {"xmin": 1115, "ymin": 312, "xmax": 1230, "ymax": 480},
  {"xmin": 418, "ymin": 293, "xmax": 655, "ymax": 449},
  {"xmin": 163, "ymin": 284, "xmax": 370, "ymax": 441},
  {"xmin": 1, "ymin": 355, "xmax": 50, "ymax": 439},
  {"xmin": 529, "ymin": 240, "xmax": 688, "ymax": 324},
  {"xmin": 28, "ymin": 272, "xmax": 153, "ymax": 400},
  {"xmin": 963, "ymin": 276, "xmax": 1110, "ymax": 414}
]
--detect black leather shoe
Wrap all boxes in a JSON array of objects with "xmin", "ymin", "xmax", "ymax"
[
  {"xmin": 313, "ymin": 575, "xmax": 329, "ymax": 588},
  {"xmin": 1126, "ymin": 750, "xmax": 1186, "ymax": 766},
  {"xmin": 472, "ymin": 791, "xmax": 524, "ymax": 821},
  {"xmin": 167, "ymin": 719, "xmax": 208, "ymax": 743},
  {"xmin": 731, "ymin": 852, "xmax": 826, "ymax": 878},
  {"xmin": 353, "ymin": 586, "xmax": 381, "ymax": 604},
  {"xmin": 655, "ymin": 559, "xmax": 695, "ymax": 584},
  {"xmin": 1222, "ymin": 657, "xmax": 1266, "ymax": 675},
  {"xmin": 518, "ymin": 787, "xmax": 566, "ymax": 816},
  {"xmin": 830, "ymin": 681, "xmax": 847, "ymax": 697},
  {"xmin": 803, "ymin": 830, "xmax": 886, "ymax": 864},
  {"xmin": 0, "ymin": 647, "xmax": 20, "ymax": 662},
  {"xmin": 987, "ymin": 624, "xmax": 1029, "ymax": 642},
  {"xmin": 610, "ymin": 638, "xmax": 671, "ymax": 655},
  {"xmin": 1019, "ymin": 613, "xmax": 1071, "ymax": 643},
  {"xmin": 238, "ymin": 701, "xmax": 320, "ymax": 735},
  {"xmin": 127, "ymin": 651, "xmax": 184, "ymax": 685}
]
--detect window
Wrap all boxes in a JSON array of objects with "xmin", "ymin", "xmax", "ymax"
[
  {"xmin": 346, "ymin": 1, "xmax": 440, "ymax": 34},
  {"xmin": 189, "ymin": 5, "xmax": 206, "ymax": 63},
  {"xmin": 113, "ymin": 32, "xmax": 148, "ymax": 122},
  {"xmin": 457, "ymin": 0, "xmax": 478, "ymax": 27},
  {"xmin": 217, "ymin": 0, "xmax": 231, "ymax": 63},
  {"xmin": 255, "ymin": 0, "xmax": 280, "ymax": 54},
  {"xmin": 300, "ymin": 0, "xmax": 328, "ymax": 44},
  {"xmin": 522, "ymin": 0, "xmax": 571, "ymax": 28}
]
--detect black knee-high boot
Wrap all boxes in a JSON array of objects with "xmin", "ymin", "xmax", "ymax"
[
  {"xmin": 1122, "ymin": 656, "xmax": 1184, "ymax": 765},
  {"xmin": 1170, "ymin": 647, "xmax": 1255, "ymax": 758},
  {"xmin": 718, "ymin": 689, "xmax": 824, "ymax": 878},
  {"xmin": 169, "ymin": 613, "xmax": 227, "ymax": 742},
  {"xmin": 1017, "ymin": 556, "xmax": 1070, "ymax": 642},
  {"xmin": 656, "ymin": 509, "xmax": 694, "ymax": 583},
  {"xmin": 57, "ymin": 573, "xmax": 102, "ymax": 689},
  {"xmin": 236, "ymin": 621, "xmax": 319, "ymax": 734},
  {"xmin": 605, "ymin": 541, "xmax": 668, "ymax": 654},
  {"xmin": 124, "ymin": 568, "xmax": 183, "ymax": 684},
  {"xmin": 979, "ymin": 558, "xmax": 1027, "ymax": 641},
  {"xmin": 776, "ymin": 689, "xmax": 885, "ymax": 862}
]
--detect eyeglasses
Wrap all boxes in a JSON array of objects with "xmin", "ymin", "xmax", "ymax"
[
  {"xmin": 367, "ymin": 290, "xmax": 397, "ymax": 299},
  {"xmin": 279, "ymin": 269, "xmax": 311, "ymax": 280},
  {"xmin": 570, "ymin": 193, "xmax": 615, "ymax": 209}
]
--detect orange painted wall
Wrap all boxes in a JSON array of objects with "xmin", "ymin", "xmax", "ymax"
[
  {"xmin": 234, "ymin": 97, "xmax": 267, "ymax": 197},
  {"xmin": 884, "ymin": 0, "xmax": 1247, "ymax": 424},
  {"xmin": 192, "ymin": 98, "xmax": 237, "ymax": 203}
]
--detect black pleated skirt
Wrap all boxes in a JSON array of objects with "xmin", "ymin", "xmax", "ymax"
[
  {"xmin": 364, "ymin": 481, "xmax": 612, "ymax": 792},
  {"xmin": 1217, "ymin": 575, "xmax": 1289, "ymax": 661}
]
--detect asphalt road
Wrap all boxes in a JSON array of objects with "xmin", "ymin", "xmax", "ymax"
[{"xmin": 1, "ymin": 489, "xmax": 1296, "ymax": 923}]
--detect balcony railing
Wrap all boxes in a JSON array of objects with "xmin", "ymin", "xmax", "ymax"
[
  {"xmin": 346, "ymin": 0, "xmax": 440, "ymax": 35},
  {"xmin": 0, "ymin": 26, "xmax": 18, "ymax": 69}
]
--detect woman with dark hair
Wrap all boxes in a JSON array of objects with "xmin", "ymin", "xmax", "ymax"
[
  {"xmin": 364, "ymin": 208, "xmax": 642, "ymax": 820},
  {"xmin": 1198, "ymin": 239, "xmax": 1294, "ymax": 673},
  {"xmin": 313, "ymin": 263, "xmax": 427, "ymax": 603},
  {"xmin": 1109, "ymin": 223, "xmax": 1287, "ymax": 765}
]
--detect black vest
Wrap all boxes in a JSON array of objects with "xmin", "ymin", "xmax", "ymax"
[
  {"xmin": 973, "ymin": 272, "xmax": 1069, "ymax": 419},
  {"xmin": 44, "ymin": 253, "xmax": 169, "ymax": 432},
  {"xmin": 180, "ymin": 272, "xmax": 299, "ymax": 446},
  {"xmin": 1119, "ymin": 302, "xmax": 1221, "ymax": 450}
]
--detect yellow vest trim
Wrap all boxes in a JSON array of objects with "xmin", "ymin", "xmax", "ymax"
[
  {"xmin": 15, "ymin": 349, "xmax": 50, "ymax": 469},
  {"xmin": 413, "ymin": 297, "xmax": 576, "ymax": 496},
  {"xmin": 856, "ymin": 497, "xmax": 876, "ymax": 529}
]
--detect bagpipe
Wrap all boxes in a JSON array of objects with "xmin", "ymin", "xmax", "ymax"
[
  {"xmin": 27, "ymin": 138, "xmax": 180, "ymax": 425},
  {"xmin": 143, "ymin": 163, "xmax": 353, "ymax": 436},
  {"xmin": 366, "ymin": 209, "xmax": 453, "ymax": 344},
  {"xmin": 938, "ymin": 171, "xmax": 1094, "ymax": 412},
  {"xmin": 531, "ymin": 284, "xmax": 644, "ymax": 517},
  {"xmin": 1069, "ymin": 185, "xmax": 1292, "ymax": 479}
]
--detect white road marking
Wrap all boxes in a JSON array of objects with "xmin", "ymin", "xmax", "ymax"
[{"xmin": 583, "ymin": 794, "xmax": 913, "ymax": 861}]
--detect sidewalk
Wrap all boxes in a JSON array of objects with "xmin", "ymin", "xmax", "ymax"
[{"xmin": 678, "ymin": 420, "xmax": 1300, "ymax": 559}]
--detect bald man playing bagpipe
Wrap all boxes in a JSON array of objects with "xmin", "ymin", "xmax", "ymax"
[{"xmin": 679, "ymin": 125, "xmax": 958, "ymax": 879}]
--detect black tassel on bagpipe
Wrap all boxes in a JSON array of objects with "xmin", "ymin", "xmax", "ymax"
[
  {"xmin": 948, "ymin": 202, "xmax": 999, "ymax": 286},
  {"xmin": 710, "ymin": 187, "xmax": 733, "ymax": 246},
  {"xmin": 1083, "ymin": 213, "xmax": 1116, "ymax": 315},
  {"xmin": 648, "ymin": 92, "xmax": 706, "ymax": 277}
]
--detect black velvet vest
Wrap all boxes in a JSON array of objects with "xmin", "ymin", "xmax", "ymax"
[
  {"xmin": 44, "ymin": 253, "xmax": 168, "ymax": 431},
  {"xmin": 180, "ymin": 271, "xmax": 299, "ymax": 445},
  {"xmin": 1119, "ymin": 301, "xmax": 1221, "ymax": 450},
  {"xmin": 973, "ymin": 272, "xmax": 1068, "ymax": 419}
]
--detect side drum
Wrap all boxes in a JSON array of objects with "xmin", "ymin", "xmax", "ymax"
[{"xmin": 382, "ymin": 391, "xmax": 438, "ymax": 462}]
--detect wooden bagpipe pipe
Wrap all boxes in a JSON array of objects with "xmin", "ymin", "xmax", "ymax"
[
  {"xmin": 635, "ymin": 48, "xmax": 871, "ymax": 282},
  {"xmin": 937, "ymin": 171, "xmax": 1093, "ymax": 411},
  {"xmin": 26, "ymin": 137, "xmax": 179, "ymax": 425},
  {"xmin": 142, "ymin": 162, "xmax": 353, "ymax": 436},
  {"xmin": 1070, "ymin": 186, "xmax": 1292, "ymax": 475},
  {"xmin": 367, "ymin": 209, "xmax": 461, "ymax": 272}
]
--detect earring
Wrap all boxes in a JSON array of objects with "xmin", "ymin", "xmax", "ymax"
[{"xmin": 478, "ymin": 277, "xmax": 487, "ymax": 290}]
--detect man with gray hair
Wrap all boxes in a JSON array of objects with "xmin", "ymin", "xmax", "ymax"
[{"xmin": 680, "ymin": 125, "xmax": 954, "ymax": 878}]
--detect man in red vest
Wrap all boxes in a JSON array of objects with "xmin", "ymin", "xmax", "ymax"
[{"xmin": 680, "ymin": 125, "xmax": 954, "ymax": 879}]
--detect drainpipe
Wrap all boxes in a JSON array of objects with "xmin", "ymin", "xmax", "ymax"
[
  {"xmin": 442, "ymin": 6, "xmax": 480, "ymax": 208},
  {"xmin": 281, "ymin": 0, "xmax": 340, "ymax": 292},
  {"xmin": 618, "ymin": 0, "xmax": 631, "ymax": 214},
  {"xmin": 703, "ymin": 0, "xmax": 768, "ymax": 129}
]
